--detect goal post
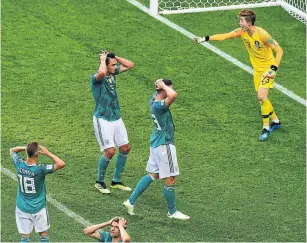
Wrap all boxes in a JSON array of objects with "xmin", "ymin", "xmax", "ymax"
[{"xmin": 149, "ymin": 0, "xmax": 307, "ymax": 24}]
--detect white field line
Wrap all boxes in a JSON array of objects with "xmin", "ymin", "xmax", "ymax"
[
  {"xmin": 126, "ymin": 0, "xmax": 307, "ymax": 107},
  {"xmin": 1, "ymin": 166, "xmax": 93, "ymax": 227}
]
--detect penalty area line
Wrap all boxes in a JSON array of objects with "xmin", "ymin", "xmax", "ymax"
[{"xmin": 126, "ymin": 0, "xmax": 307, "ymax": 107}]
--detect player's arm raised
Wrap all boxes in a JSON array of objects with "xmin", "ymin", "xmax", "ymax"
[
  {"xmin": 39, "ymin": 146, "xmax": 65, "ymax": 171},
  {"xmin": 117, "ymin": 56, "xmax": 135, "ymax": 73},
  {"xmin": 194, "ymin": 29, "xmax": 241, "ymax": 43},
  {"xmin": 9, "ymin": 146, "xmax": 26, "ymax": 156},
  {"xmin": 95, "ymin": 51, "xmax": 108, "ymax": 81},
  {"xmin": 118, "ymin": 218, "xmax": 130, "ymax": 242},
  {"xmin": 156, "ymin": 79, "xmax": 177, "ymax": 107},
  {"xmin": 83, "ymin": 219, "xmax": 113, "ymax": 240}
]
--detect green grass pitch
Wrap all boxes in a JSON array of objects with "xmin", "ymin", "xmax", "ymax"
[{"xmin": 1, "ymin": 0, "xmax": 306, "ymax": 241}]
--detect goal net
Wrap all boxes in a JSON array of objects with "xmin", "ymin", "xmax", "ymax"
[{"xmin": 149, "ymin": 0, "xmax": 307, "ymax": 24}]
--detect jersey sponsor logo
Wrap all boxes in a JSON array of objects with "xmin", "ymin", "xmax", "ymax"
[{"xmin": 104, "ymin": 139, "xmax": 110, "ymax": 145}]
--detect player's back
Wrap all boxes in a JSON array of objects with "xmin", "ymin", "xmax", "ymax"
[{"xmin": 12, "ymin": 153, "xmax": 54, "ymax": 214}]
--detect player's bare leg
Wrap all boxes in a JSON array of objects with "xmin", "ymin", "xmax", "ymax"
[{"xmin": 39, "ymin": 231, "xmax": 49, "ymax": 242}]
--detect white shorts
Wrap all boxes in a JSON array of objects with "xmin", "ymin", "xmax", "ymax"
[
  {"xmin": 146, "ymin": 144, "xmax": 179, "ymax": 179},
  {"xmin": 16, "ymin": 206, "xmax": 50, "ymax": 234},
  {"xmin": 93, "ymin": 116, "xmax": 129, "ymax": 151}
]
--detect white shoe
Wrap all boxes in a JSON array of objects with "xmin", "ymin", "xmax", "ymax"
[
  {"xmin": 123, "ymin": 200, "xmax": 135, "ymax": 215},
  {"xmin": 167, "ymin": 211, "xmax": 190, "ymax": 220},
  {"xmin": 95, "ymin": 183, "xmax": 110, "ymax": 194}
]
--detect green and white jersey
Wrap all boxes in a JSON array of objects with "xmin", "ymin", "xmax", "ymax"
[
  {"xmin": 99, "ymin": 231, "xmax": 122, "ymax": 242},
  {"xmin": 11, "ymin": 153, "xmax": 54, "ymax": 214},
  {"xmin": 91, "ymin": 64, "xmax": 121, "ymax": 121},
  {"xmin": 149, "ymin": 93, "xmax": 175, "ymax": 148}
]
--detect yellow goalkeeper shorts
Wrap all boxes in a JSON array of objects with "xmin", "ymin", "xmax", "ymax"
[{"xmin": 254, "ymin": 71, "xmax": 275, "ymax": 91}]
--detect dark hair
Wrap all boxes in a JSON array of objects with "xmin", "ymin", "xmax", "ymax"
[
  {"xmin": 106, "ymin": 52, "xmax": 116, "ymax": 65},
  {"xmin": 239, "ymin": 9, "xmax": 256, "ymax": 25},
  {"xmin": 26, "ymin": 142, "xmax": 39, "ymax": 158},
  {"xmin": 156, "ymin": 79, "xmax": 173, "ymax": 92}
]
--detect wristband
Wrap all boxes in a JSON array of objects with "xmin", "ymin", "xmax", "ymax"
[{"xmin": 270, "ymin": 65, "xmax": 278, "ymax": 71}]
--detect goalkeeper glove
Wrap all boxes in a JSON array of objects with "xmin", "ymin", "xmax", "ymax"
[
  {"xmin": 262, "ymin": 65, "xmax": 278, "ymax": 79},
  {"xmin": 194, "ymin": 36, "xmax": 210, "ymax": 44}
]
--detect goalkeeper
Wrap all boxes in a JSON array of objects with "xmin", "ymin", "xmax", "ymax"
[{"xmin": 194, "ymin": 9, "xmax": 283, "ymax": 141}]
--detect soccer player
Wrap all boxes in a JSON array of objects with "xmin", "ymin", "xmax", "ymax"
[
  {"xmin": 194, "ymin": 9, "xmax": 283, "ymax": 141},
  {"xmin": 10, "ymin": 142, "xmax": 65, "ymax": 242},
  {"xmin": 123, "ymin": 79, "xmax": 190, "ymax": 220},
  {"xmin": 91, "ymin": 50, "xmax": 134, "ymax": 194},
  {"xmin": 83, "ymin": 217, "xmax": 131, "ymax": 242}
]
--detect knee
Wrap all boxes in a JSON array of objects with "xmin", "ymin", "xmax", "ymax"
[
  {"xmin": 39, "ymin": 231, "xmax": 48, "ymax": 237},
  {"xmin": 104, "ymin": 148, "xmax": 116, "ymax": 159},
  {"xmin": 119, "ymin": 144, "xmax": 131, "ymax": 154},
  {"xmin": 149, "ymin": 173, "xmax": 159, "ymax": 180},
  {"xmin": 164, "ymin": 176, "xmax": 176, "ymax": 186}
]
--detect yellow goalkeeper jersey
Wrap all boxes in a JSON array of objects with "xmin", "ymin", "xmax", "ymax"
[{"xmin": 235, "ymin": 27, "xmax": 278, "ymax": 72}]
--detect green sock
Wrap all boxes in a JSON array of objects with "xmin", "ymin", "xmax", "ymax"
[
  {"xmin": 97, "ymin": 155, "xmax": 110, "ymax": 182},
  {"xmin": 113, "ymin": 152, "xmax": 128, "ymax": 182},
  {"xmin": 129, "ymin": 174, "xmax": 154, "ymax": 205},
  {"xmin": 20, "ymin": 237, "xmax": 30, "ymax": 242},
  {"xmin": 40, "ymin": 236, "xmax": 49, "ymax": 242},
  {"xmin": 163, "ymin": 185, "xmax": 177, "ymax": 214}
]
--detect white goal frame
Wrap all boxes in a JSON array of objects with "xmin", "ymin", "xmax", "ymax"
[{"xmin": 149, "ymin": 0, "xmax": 307, "ymax": 24}]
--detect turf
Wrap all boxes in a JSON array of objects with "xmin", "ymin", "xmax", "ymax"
[{"xmin": 1, "ymin": 0, "xmax": 306, "ymax": 241}]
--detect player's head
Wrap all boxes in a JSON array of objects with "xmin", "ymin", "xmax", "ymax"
[
  {"xmin": 238, "ymin": 9, "xmax": 256, "ymax": 30},
  {"xmin": 26, "ymin": 142, "xmax": 39, "ymax": 158},
  {"xmin": 105, "ymin": 52, "xmax": 117, "ymax": 74},
  {"xmin": 109, "ymin": 217, "xmax": 127, "ymax": 238},
  {"xmin": 156, "ymin": 79, "xmax": 173, "ymax": 93}
]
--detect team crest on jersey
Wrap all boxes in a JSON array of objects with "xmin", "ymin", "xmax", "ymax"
[
  {"xmin": 254, "ymin": 40, "xmax": 260, "ymax": 48},
  {"xmin": 104, "ymin": 139, "xmax": 109, "ymax": 145}
]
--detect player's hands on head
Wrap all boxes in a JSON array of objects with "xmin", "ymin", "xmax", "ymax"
[
  {"xmin": 155, "ymin": 79, "xmax": 164, "ymax": 90},
  {"xmin": 39, "ymin": 145, "xmax": 50, "ymax": 155},
  {"xmin": 99, "ymin": 50, "xmax": 109, "ymax": 61},
  {"xmin": 118, "ymin": 217, "xmax": 127, "ymax": 229}
]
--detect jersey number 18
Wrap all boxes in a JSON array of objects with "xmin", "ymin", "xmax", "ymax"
[{"xmin": 18, "ymin": 174, "xmax": 36, "ymax": 194}]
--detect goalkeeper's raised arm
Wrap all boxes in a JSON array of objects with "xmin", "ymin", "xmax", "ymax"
[{"xmin": 194, "ymin": 30, "xmax": 242, "ymax": 43}]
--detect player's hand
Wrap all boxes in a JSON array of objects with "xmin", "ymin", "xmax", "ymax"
[
  {"xmin": 194, "ymin": 36, "xmax": 207, "ymax": 44},
  {"xmin": 118, "ymin": 217, "xmax": 127, "ymax": 229},
  {"xmin": 108, "ymin": 217, "xmax": 118, "ymax": 225},
  {"xmin": 39, "ymin": 145, "xmax": 50, "ymax": 155},
  {"xmin": 99, "ymin": 50, "xmax": 109, "ymax": 61},
  {"xmin": 155, "ymin": 79, "xmax": 164, "ymax": 90},
  {"xmin": 263, "ymin": 65, "xmax": 278, "ymax": 79}
]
